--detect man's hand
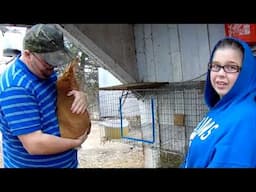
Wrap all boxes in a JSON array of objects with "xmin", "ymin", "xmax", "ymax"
[
  {"xmin": 75, "ymin": 129, "xmax": 90, "ymax": 149},
  {"xmin": 67, "ymin": 90, "xmax": 87, "ymax": 114}
]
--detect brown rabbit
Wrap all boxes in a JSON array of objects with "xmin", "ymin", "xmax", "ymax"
[{"xmin": 56, "ymin": 57, "xmax": 91, "ymax": 139}]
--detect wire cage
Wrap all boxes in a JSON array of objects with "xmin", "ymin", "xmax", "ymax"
[{"xmin": 98, "ymin": 80, "xmax": 208, "ymax": 167}]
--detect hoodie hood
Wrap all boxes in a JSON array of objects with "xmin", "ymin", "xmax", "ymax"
[{"xmin": 204, "ymin": 37, "xmax": 256, "ymax": 108}]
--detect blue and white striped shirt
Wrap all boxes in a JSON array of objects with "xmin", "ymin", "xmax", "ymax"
[{"xmin": 0, "ymin": 57, "xmax": 78, "ymax": 168}]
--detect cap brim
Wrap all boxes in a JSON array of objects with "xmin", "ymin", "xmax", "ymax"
[{"xmin": 37, "ymin": 48, "xmax": 73, "ymax": 67}]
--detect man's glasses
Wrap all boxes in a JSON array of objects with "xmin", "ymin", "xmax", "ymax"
[
  {"xmin": 31, "ymin": 52, "xmax": 53, "ymax": 68},
  {"xmin": 208, "ymin": 63, "xmax": 241, "ymax": 73}
]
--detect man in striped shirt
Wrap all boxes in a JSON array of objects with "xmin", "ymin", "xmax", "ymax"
[{"xmin": 0, "ymin": 24, "xmax": 89, "ymax": 168}]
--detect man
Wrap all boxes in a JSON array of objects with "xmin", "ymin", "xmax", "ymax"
[{"xmin": 0, "ymin": 24, "xmax": 89, "ymax": 168}]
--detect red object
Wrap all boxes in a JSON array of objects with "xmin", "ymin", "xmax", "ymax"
[{"xmin": 225, "ymin": 24, "xmax": 256, "ymax": 44}]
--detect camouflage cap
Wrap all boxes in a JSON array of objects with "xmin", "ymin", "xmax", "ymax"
[{"xmin": 23, "ymin": 24, "xmax": 73, "ymax": 66}]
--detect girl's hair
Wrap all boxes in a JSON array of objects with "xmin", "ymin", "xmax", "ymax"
[{"xmin": 215, "ymin": 38, "xmax": 244, "ymax": 56}]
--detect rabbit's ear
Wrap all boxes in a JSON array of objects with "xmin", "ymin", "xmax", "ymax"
[
  {"xmin": 68, "ymin": 57, "xmax": 79, "ymax": 73},
  {"xmin": 64, "ymin": 58, "xmax": 80, "ymax": 90}
]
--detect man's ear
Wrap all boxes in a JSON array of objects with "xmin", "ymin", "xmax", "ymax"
[
  {"xmin": 23, "ymin": 50, "xmax": 31, "ymax": 56},
  {"xmin": 21, "ymin": 50, "xmax": 33, "ymax": 62}
]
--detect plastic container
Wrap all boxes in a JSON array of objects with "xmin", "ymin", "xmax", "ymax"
[{"xmin": 101, "ymin": 119, "xmax": 129, "ymax": 139}]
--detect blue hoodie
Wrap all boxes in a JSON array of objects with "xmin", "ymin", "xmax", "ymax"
[{"xmin": 182, "ymin": 37, "xmax": 256, "ymax": 168}]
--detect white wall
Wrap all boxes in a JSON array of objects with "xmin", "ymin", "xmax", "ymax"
[{"xmin": 98, "ymin": 67, "xmax": 122, "ymax": 88}]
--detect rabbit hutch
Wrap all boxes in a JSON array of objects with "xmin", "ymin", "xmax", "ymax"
[{"xmin": 99, "ymin": 80, "xmax": 208, "ymax": 168}]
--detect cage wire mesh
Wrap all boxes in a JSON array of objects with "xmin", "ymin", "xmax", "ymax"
[{"xmin": 98, "ymin": 81, "xmax": 208, "ymax": 167}]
